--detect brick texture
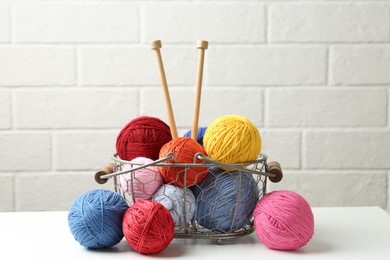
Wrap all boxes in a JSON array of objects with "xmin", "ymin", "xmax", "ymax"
[
  {"xmin": 13, "ymin": 3, "xmax": 138, "ymax": 43},
  {"xmin": 0, "ymin": 4, "xmax": 9, "ymax": 42},
  {"xmin": 0, "ymin": 47, "xmax": 75, "ymax": 86},
  {"xmin": 1, "ymin": 0, "xmax": 389, "ymax": 211},
  {"xmin": 269, "ymin": 3, "xmax": 389, "ymax": 42}
]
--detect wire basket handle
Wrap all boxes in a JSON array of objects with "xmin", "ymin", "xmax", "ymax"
[
  {"xmin": 94, "ymin": 154, "xmax": 283, "ymax": 184},
  {"xmin": 94, "ymin": 162, "xmax": 115, "ymax": 184},
  {"xmin": 266, "ymin": 161, "xmax": 283, "ymax": 183},
  {"xmin": 94, "ymin": 154, "xmax": 175, "ymax": 183},
  {"xmin": 196, "ymin": 154, "xmax": 282, "ymax": 181}
]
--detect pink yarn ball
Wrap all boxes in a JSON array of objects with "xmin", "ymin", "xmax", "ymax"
[
  {"xmin": 253, "ymin": 190, "xmax": 314, "ymax": 251},
  {"xmin": 120, "ymin": 157, "xmax": 164, "ymax": 200}
]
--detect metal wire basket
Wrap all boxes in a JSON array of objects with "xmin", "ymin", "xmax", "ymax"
[{"xmin": 95, "ymin": 153, "xmax": 283, "ymax": 244}]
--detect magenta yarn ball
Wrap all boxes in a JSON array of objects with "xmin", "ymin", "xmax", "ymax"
[
  {"xmin": 253, "ymin": 190, "xmax": 314, "ymax": 251},
  {"xmin": 120, "ymin": 157, "xmax": 164, "ymax": 200}
]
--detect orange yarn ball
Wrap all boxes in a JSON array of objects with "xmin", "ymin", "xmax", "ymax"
[
  {"xmin": 122, "ymin": 200, "xmax": 174, "ymax": 255},
  {"xmin": 159, "ymin": 137, "xmax": 208, "ymax": 187}
]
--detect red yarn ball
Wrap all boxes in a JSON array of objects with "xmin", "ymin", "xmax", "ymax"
[
  {"xmin": 116, "ymin": 116, "xmax": 172, "ymax": 161},
  {"xmin": 122, "ymin": 200, "xmax": 174, "ymax": 255},
  {"xmin": 159, "ymin": 137, "xmax": 208, "ymax": 187}
]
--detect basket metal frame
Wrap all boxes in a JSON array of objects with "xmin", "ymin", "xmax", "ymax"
[{"xmin": 101, "ymin": 153, "xmax": 277, "ymax": 244}]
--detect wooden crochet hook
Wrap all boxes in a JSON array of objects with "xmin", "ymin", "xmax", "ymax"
[
  {"xmin": 191, "ymin": 40, "xmax": 208, "ymax": 140},
  {"xmin": 150, "ymin": 40, "xmax": 178, "ymax": 139}
]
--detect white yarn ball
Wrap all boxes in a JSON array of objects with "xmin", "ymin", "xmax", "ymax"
[{"xmin": 152, "ymin": 184, "xmax": 196, "ymax": 227}]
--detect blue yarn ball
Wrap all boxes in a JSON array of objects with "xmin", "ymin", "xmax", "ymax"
[
  {"xmin": 194, "ymin": 168, "xmax": 259, "ymax": 232},
  {"xmin": 68, "ymin": 189, "xmax": 129, "ymax": 249},
  {"xmin": 183, "ymin": 127, "xmax": 207, "ymax": 146}
]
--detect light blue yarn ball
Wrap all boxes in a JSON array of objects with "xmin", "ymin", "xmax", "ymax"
[
  {"xmin": 152, "ymin": 184, "xmax": 196, "ymax": 227},
  {"xmin": 194, "ymin": 168, "xmax": 259, "ymax": 232},
  {"xmin": 183, "ymin": 127, "xmax": 207, "ymax": 146},
  {"xmin": 68, "ymin": 189, "xmax": 129, "ymax": 249}
]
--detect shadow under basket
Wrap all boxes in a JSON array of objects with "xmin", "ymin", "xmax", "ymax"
[{"xmin": 95, "ymin": 153, "xmax": 283, "ymax": 245}]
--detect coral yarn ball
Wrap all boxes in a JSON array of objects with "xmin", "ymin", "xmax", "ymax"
[
  {"xmin": 68, "ymin": 189, "xmax": 129, "ymax": 249},
  {"xmin": 116, "ymin": 116, "xmax": 172, "ymax": 161},
  {"xmin": 159, "ymin": 137, "xmax": 208, "ymax": 187},
  {"xmin": 253, "ymin": 190, "xmax": 314, "ymax": 251},
  {"xmin": 120, "ymin": 157, "xmax": 164, "ymax": 200},
  {"xmin": 122, "ymin": 200, "xmax": 174, "ymax": 255},
  {"xmin": 203, "ymin": 115, "xmax": 261, "ymax": 165}
]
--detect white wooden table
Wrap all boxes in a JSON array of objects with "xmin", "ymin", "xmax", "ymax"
[{"xmin": 1, "ymin": 207, "xmax": 390, "ymax": 259}]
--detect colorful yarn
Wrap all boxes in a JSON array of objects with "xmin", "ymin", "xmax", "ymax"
[
  {"xmin": 68, "ymin": 189, "xmax": 129, "ymax": 249},
  {"xmin": 253, "ymin": 190, "xmax": 314, "ymax": 251},
  {"xmin": 152, "ymin": 184, "xmax": 196, "ymax": 227},
  {"xmin": 116, "ymin": 116, "xmax": 172, "ymax": 161},
  {"xmin": 194, "ymin": 168, "xmax": 259, "ymax": 232},
  {"xmin": 120, "ymin": 157, "xmax": 164, "ymax": 200},
  {"xmin": 122, "ymin": 200, "xmax": 174, "ymax": 255},
  {"xmin": 203, "ymin": 115, "xmax": 261, "ymax": 166},
  {"xmin": 159, "ymin": 137, "xmax": 208, "ymax": 187},
  {"xmin": 183, "ymin": 127, "xmax": 207, "ymax": 146}
]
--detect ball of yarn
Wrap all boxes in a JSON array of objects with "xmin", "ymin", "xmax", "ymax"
[
  {"xmin": 116, "ymin": 116, "xmax": 172, "ymax": 161},
  {"xmin": 253, "ymin": 190, "xmax": 314, "ymax": 251},
  {"xmin": 68, "ymin": 189, "xmax": 129, "ymax": 249},
  {"xmin": 183, "ymin": 127, "xmax": 207, "ymax": 146},
  {"xmin": 120, "ymin": 157, "xmax": 164, "ymax": 200},
  {"xmin": 203, "ymin": 115, "xmax": 261, "ymax": 165},
  {"xmin": 122, "ymin": 200, "xmax": 174, "ymax": 255},
  {"xmin": 159, "ymin": 137, "xmax": 208, "ymax": 187},
  {"xmin": 194, "ymin": 168, "xmax": 259, "ymax": 232},
  {"xmin": 152, "ymin": 184, "xmax": 196, "ymax": 227}
]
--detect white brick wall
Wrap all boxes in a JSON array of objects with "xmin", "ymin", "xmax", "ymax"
[
  {"xmin": 144, "ymin": 2, "xmax": 265, "ymax": 43},
  {"xmin": 14, "ymin": 89, "xmax": 138, "ymax": 128},
  {"xmin": 331, "ymin": 45, "xmax": 390, "ymax": 85},
  {"xmin": 0, "ymin": 0, "xmax": 389, "ymax": 212},
  {"xmin": 266, "ymin": 88, "xmax": 387, "ymax": 127},
  {"xmin": 0, "ymin": 4, "xmax": 9, "ymax": 43},
  {"xmin": 0, "ymin": 90, "xmax": 11, "ymax": 129},
  {"xmin": 0, "ymin": 47, "xmax": 75, "ymax": 86},
  {"xmin": 208, "ymin": 46, "xmax": 327, "ymax": 86},
  {"xmin": 269, "ymin": 3, "xmax": 389, "ymax": 43},
  {"xmin": 13, "ymin": 3, "xmax": 139, "ymax": 43}
]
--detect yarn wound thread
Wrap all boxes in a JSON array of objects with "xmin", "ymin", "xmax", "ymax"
[
  {"xmin": 116, "ymin": 116, "xmax": 172, "ymax": 161},
  {"xmin": 203, "ymin": 115, "xmax": 261, "ymax": 167},
  {"xmin": 152, "ymin": 184, "xmax": 196, "ymax": 227},
  {"xmin": 159, "ymin": 137, "xmax": 208, "ymax": 187},
  {"xmin": 194, "ymin": 168, "xmax": 259, "ymax": 232},
  {"xmin": 183, "ymin": 127, "xmax": 207, "ymax": 146},
  {"xmin": 68, "ymin": 189, "xmax": 129, "ymax": 249},
  {"xmin": 120, "ymin": 157, "xmax": 164, "ymax": 200},
  {"xmin": 253, "ymin": 190, "xmax": 314, "ymax": 251},
  {"xmin": 122, "ymin": 200, "xmax": 174, "ymax": 255}
]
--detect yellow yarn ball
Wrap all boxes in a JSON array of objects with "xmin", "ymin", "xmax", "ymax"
[{"xmin": 203, "ymin": 115, "xmax": 261, "ymax": 165}]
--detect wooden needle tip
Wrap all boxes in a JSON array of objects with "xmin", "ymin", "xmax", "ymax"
[
  {"xmin": 197, "ymin": 40, "xmax": 208, "ymax": 49},
  {"xmin": 150, "ymin": 40, "xmax": 162, "ymax": 50}
]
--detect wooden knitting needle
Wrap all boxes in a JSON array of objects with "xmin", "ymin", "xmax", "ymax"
[
  {"xmin": 191, "ymin": 40, "xmax": 208, "ymax": 140},
  {"xmin": 150, "ymin": 40, "xmax": 178, "ymax": 139}
]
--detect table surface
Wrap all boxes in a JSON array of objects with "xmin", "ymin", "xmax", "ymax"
[{"xmin": 1, "ymin": 207, "xmax": 390, "ymax": 259}]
